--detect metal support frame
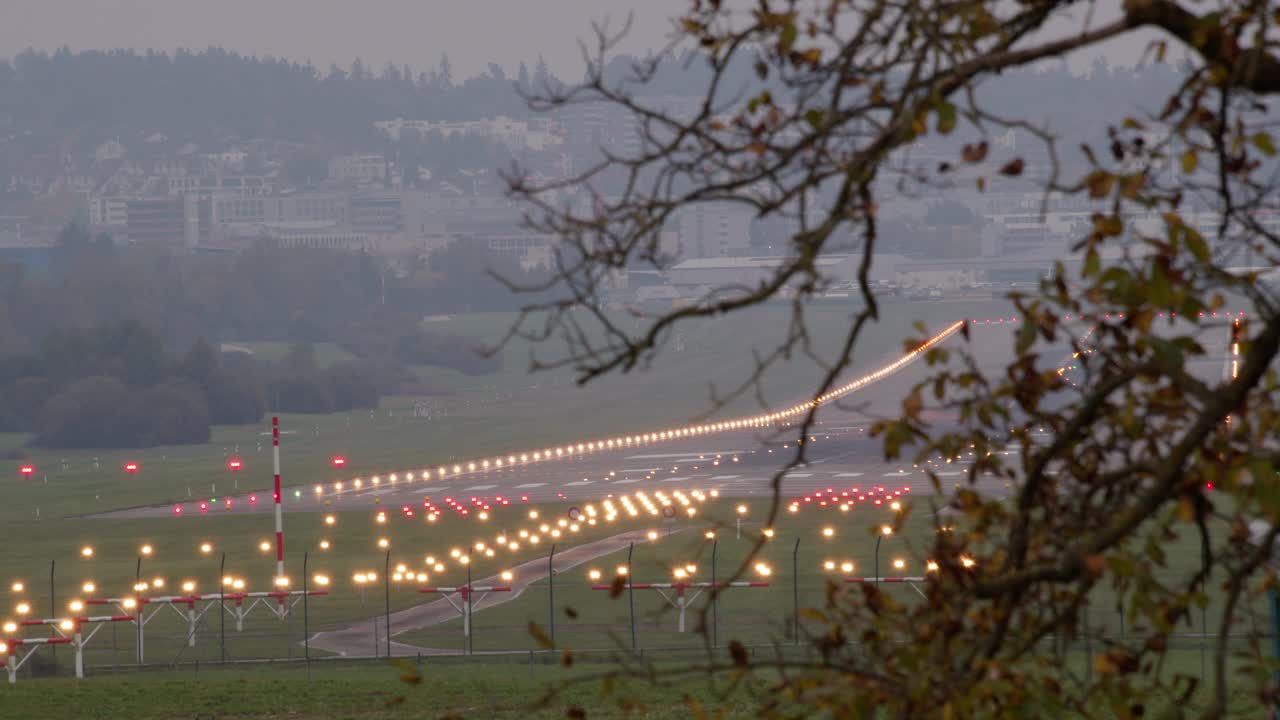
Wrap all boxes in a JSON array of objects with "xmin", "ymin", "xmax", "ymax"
[
  {"xmin": 842, "ymin": 576, "xmax": 928, "ymax": 599},
  {"xmin": 418, "ymin": 584, "xmax": 512, "ymax": 646},
  {"xmin": 590, "ymin": 581, "xmax": 769, "ymax": 633},
  {"xmin": 85, "ymin": 590, "xmax": 327, "ymax": 659},
  {"xmin": 5, "ymin": 614, "xmax": 132, "ymax": 683}
]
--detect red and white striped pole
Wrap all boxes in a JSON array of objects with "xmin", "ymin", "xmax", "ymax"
[{"xmin": 272, "ymin": 416, "xmax": 284, "ymax": 581}]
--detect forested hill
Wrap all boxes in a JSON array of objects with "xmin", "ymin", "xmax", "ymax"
[
  {"xmin": 0, "ymin": 47, "xmax": 547, "ymax": 149},
  {"xmin": 0, "ymin": 47, "xmax": 1185, "ymax": 148}
]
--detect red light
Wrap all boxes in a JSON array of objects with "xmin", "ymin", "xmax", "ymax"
[
  {"xmin": 227, "ymin": 458, "xmax": 242, "ymax": 471},
  {"xmin": 225, "ymin": 499, "xmax": 233, "ymax": 508},
  {"xmin": 1206, "ymin": 482, "xmax": 1214, "ymax": 490},
  {"xmin": 272, "ymin": 492, "xmax": 280, "ymax": 502},
  {"xmin": 124, "ymin": 462, "xmax": 139, "ymax": 473},
  {"xmin": 173, "ymin": 505, "xmax": 183, "ymax": 514},
  {"xmin": 249, "ymin": 494, "xmax": 258, "ymax": 504},
  {"xmin": 331, "ymin": 456, "xmax": 346, "ymax": 467},
  {"xmin": 199, "ymin": 502, "xmax": 208, "ymax": 513},
  {"xmin": 19, "ymin": 464, "xmax": 34, "ymax": 476},
  {"xmin": 521, "ymin": 495, "xmax": 529, "ymax": 502}
]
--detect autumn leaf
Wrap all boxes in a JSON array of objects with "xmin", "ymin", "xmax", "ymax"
[
  {"xmin": 998, "ymin": 158, "xmax": 1024, "ymax": 176},
  {"xmin": 1084, "ymin": 554, "xmax": 1106, "ymax": 576},
  {"xmin": 961, "ymin": 141, "xmax": 988, "ymax": 163},
  {"xmin": 936, "ymin": 101, "xmax": 957, "ymax": 135},
  {"xmin": 1180, "ymin": 149, "xmax": 1198, "ymax": 173},
  {"xmin": 609, "ymin": 574, "xmax": 626, "ymax": 598},
  {"xmin": 1253, "ymin": 131, "xmax": 1277, "ymax": 157},
  {"xmin": 729, "ymin": 639, "xmax": 750, "ymax": 667},
  {"xmin": 528, "ymin": 621, "xmax": 556, "ymax": 649},
  {"xmin": 1085, "ymin": 171, "xmax": 1114, "ymax": 199}
]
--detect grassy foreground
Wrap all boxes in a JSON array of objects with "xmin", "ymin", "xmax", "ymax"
[{"xmin": 0, "ymin": 660, "xmax": 766, "ymax": 720}]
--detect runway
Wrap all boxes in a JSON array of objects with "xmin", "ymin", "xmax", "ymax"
[{"xmin": 89, "ymin": 314, "xmax": 1238, "ymax": 521}]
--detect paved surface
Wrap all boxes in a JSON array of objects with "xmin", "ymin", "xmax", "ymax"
[
  {"xmin": 308, "ymin": 527, "xmax": 663, "ymax": 657},
  {"xmin": 90, "ymin": 319, "xmax": 1236, "ymax": 520},
  {"xmin": 83, "ymin": 314, "xmax": 1238, "ymax": 657}
]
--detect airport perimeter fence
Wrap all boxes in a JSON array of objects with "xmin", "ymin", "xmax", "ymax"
[{"xmin": 4, "ymin": 547, "xmax": 1271, "ymax": 686}]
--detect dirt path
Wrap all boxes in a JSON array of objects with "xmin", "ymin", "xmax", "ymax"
[{"xmin": 308, "ymin": 528, "xmax": 671, "ymax": 657}]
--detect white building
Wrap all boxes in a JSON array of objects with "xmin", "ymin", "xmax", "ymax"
[
  {"xmin": 678, "ymin": 203, "xmax": 753, "ymax": 258},
  {"xmin": 328, "ymin": 155, "xmax": 388, "ymax": 186},
  {"xmin": 376, "ymin": 116, "xmax": 563, "ymax": 151},
  {"xmin": 88, "ymin": 196, "xmax": 129, "ymax": 229}
]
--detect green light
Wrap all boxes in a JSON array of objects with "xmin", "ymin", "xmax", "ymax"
[
  {"xmin": 293, "ymin": 489, "xmax": 301, "ymax": 498},
  {"xmin": 211, "ymin": 497, "xmax": 218, "ymax": 503}
]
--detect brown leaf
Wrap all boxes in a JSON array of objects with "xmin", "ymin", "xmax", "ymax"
[
  {"xmin": 564, "ymin": 606, "xmax": 579, "ymax": 619},
  {"xmin": 998, "ymin": 158, "xmax": 1024, "ymax": 176},
  {"xmin": 1085, "ymin": 171, "xmax": 1114, "ymax": 199},
  {"xmin": 567, "ymin": 707, "xmax": 587, "ymax": 720},
  {"xmin": 729, "ymin": 639, "xmax": 750, "ymax": 667},
  {"xmin": 561, "ymin": 650, "xmax": 574, "ymax": 667},
  {"xmin": 1084, "ymin": 554, "xmax": 1106, "ymax": 576},
  {"xmin": 961, "ymin": 141, "xmax": 988, "ymax": 163},
  {"xmin": 528, "ymin": 621, "xmax": 556, "ymax": 649},
  {"xmin": 609, "ymin": 574, "xmax": 626, "ymax": 598}
]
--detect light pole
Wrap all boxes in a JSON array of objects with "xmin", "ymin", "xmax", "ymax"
[
  {"xmin": 384, "ymin": 550, "xmax": 391, "ymax": 658},
  {"xmin": 875, "ymin": 525, "xmax": 893, "ymax": 585},
  {"xmin": 791, "ymin": 538, "xmax": 800, "ymax": 645},
  {"xmin": 548, "ymin": 544, "xmax": 556, "ymax": 646}
]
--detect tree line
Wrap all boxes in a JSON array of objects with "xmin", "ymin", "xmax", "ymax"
[{"xmin": 0, "ymin": 227, "xmax": 561, "ymax": 448}]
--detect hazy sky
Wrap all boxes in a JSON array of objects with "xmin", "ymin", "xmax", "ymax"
[
  {"xmin": 3, "ymin": 0, "xmax": 688, "ymax": 77},
  {"xmin": 5, "ymin": 0, "xmax": 1157, "ymax": 79}
]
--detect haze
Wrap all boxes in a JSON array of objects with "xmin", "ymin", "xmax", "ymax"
[{"xmin": 2, "ymin": 0, "xmax": 686, "ymax": 77}]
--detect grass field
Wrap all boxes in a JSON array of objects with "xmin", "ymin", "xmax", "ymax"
[
  {"xmin": 0, "ymin": 654, "xmax": 1264, "ymax": 719},
  {"xmin": 0, "ymin": 299, "xmax": 1270, "ymax": 715},
  {"xmin": 0, "ymin": 660, "xmax": 772, "ymax": 719}
]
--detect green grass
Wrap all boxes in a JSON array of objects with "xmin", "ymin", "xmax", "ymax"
[
  {"xmin": 3, "ymin": 300, "xmax": 1267, "ymax": 713},
  {"xmin": 0, "ymin": 660, "xmax": 767, "ymax": 719},
  {"xmin": 1, "ymin": 301, "xmax": 1006, "ymax": 519}
]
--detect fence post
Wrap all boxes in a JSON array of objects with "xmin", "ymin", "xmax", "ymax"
[
  {"xmin": 792, "ymin": 538, "xmax": 800, "ymax": 645},
  {"xmin": 384, "ymin": 550, "xmax": 391, "ymax": 658},
  {"xmin": 303, "ymin": 552, "xmax": 310, "ymax": 662},
  {"xmin": 549, "ymin": 544, "xmax": 556, "ymax": 646},
  {"xmin": 135, "ymin": 556, "xmax": 143, "ymax": 664},
  {"xmin": 219, "ymin": 553, "xmax": 226, "ymax": 663},
  {"xmin": 711, "ymin": 539, "xmax": 718, "ymax": 648},
  {"xmin": 466, "ymin": 562, "xmax": 473, "ymax": 656},
  {"xmin": 627, "ymin": 543, "xmax": 637, "ymax": 653},
  {"xmin": 49, "ymin": 559, "xmax": 57, "ymax": 670}
]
